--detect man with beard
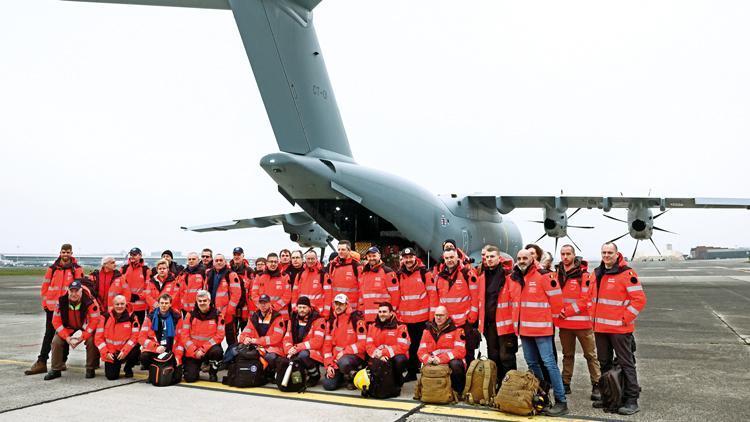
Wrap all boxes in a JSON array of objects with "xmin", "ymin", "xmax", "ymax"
[
  {"xmin": 239, "ymin": 294, "xmax": 287, "ymax": 378},
  {"xmin": 181, "ymin": 290, "xmax": 225, "ymax": 382},
  {"xmin": 555, "ymin": 245, "xmax": 600, "ymax": 400},
  {"xmin": 510, "ymin": 249, "xmax": 568, "ymax": 416},
  {"xmin": 281, "ymin": 296, "xmax": 326, "ymax": 386},
  {"xmin": 396, "ymin": 247, "xmax": 430, "ymax": 381},
  {"xmin": 26, "ymin": 243, "xmax": 85, "ymax": 376},
  {"xmin": 252, "ymin": 253, "xmax": 292, "ymax": 317},
  {"xmin": 365, "ymin": 302, "xmax": 410, "ymax": 386},
  {"xmin": 322, "ymin": 294, "xmax": 366, "ymax": 390},
  {"xmin": 205, "ymin": 254, "xmax": 241, "ymax": 346},
  {"xmin": 358, "ymin": 247, "xmax": 399, "ymax": 323},
  {"xmin": 181, "ymin": 252, "xmax": 207, "ymax": 314},
  {"xmin": 230, "ymin": 247, "xmax": 254, "ymax": 333},
  {"xmin": 327, "ymin": 240, "xmax": 361, "ymax": 309},
  {"xmin": 110, "ymin": 247, "xmax": 151, "ymax": 323}
]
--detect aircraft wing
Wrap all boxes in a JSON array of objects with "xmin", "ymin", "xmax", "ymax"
[
  {"xmin": 486, "ymin": 195, "xmax": 750, "ymax": 214},
  {"xmin": 181, "ymin": 212, "xmax": 312, "ymax": 232}
]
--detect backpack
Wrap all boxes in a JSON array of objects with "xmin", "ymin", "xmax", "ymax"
[
  {"xmin": 414, "ymin": 364, "xmax": 457, "ymax": 404},
  {"xmin": 494, "ymin": 370, "xmax": 539, "ymax": 415},
  {"xmin": 224, "ymin": 345, "xmax": 266, "ymax": 388},
  {"xmin": 599, "ymin": 364, "xmax": 625, "ymax": 412},
  {"xmin": 148, "ymin": 353, "xmax": 182, "ymax": 387},
  {"xmin": 362, "ymin": 358, "xmax": 400, "ymax": 399},
  {"xmin": 275, "ymin": 357, "xmax": 307, "ymax": 393},
  {"xmin": 463, "ymin": 356, "xmax": 497, "ymax": 406}
]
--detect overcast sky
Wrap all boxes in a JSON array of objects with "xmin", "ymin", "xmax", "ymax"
[{"xmin": 1, "ymin": 0, "xmax": 748, "ymax": 260}]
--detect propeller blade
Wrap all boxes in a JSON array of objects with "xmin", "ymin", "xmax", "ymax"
[
  {"xmin": 631, "ymin": 240, "xmax": 640, "ymax": 261},
  {"xmin": 569, "ymin": 225, "xmax": 595, "ymax": 229},
  {"xmin": 529, "ymin": 220, "xmax": 545, "ymax": 224},
  {"xmin": 534, "ymin": 233, "xmax": 547, "ymax": 243},
  {"xmin": 609, "ymin": 233, "xmax": 629, "ymax": 243},
  {"xmin": 554, "ymin": 237, "xmax": 559, "ymax": 257},
  {"xmin": 650, "ymin": 238, "xmax": 662, "ymax": 255},
  {"xmin": 653, "ymin": 226, "xmax": 677, "ymax": 235},
  {"xmin": 654, "ymin": 209, "xmax": 670, "ymax": 219},
  {"xmin": 566, "ymin": 235, "xmax": 582, "ymax": 252},
  {"xmin": 568, "ymin": 208, "xmax": 582, "ymax": 219},
  {"xmin": 603, "ymin": 214, "xmax": 627, "ymax": 223}
]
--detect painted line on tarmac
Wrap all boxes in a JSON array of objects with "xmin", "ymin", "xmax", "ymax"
[{"xmin": 419, "ymin": 405, "xmax": 612, "ymax": 422}]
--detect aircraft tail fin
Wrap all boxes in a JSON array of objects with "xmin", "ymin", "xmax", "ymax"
[{"xmin": 68, "ymin": 0, "xmax": 352, "ymax": 160}]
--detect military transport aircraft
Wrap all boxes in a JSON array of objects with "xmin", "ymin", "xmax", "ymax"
[{"xmin": 68, "ymin": 0, "xmax": 750, "ymax": 262}]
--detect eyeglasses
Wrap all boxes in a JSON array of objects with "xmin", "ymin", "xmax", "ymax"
[{"xmin": 201, "ymin": 255, "xmax": 211, "ymax": 259}]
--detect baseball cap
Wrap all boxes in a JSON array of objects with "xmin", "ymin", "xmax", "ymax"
[
  {"xmin": 258, "ymin": 294, "xmax": 271, "ymax": 303},
  {"xmin": 366, "ymin": 246, "xmax": 380, "ymax": 255},
  {"xmin": 233, "ymin": 247, "xmax": 244, "ymax": 255},
  {"xmin": 68, "ymin": 280, "xmax": 83, "ymax": 290},
  {"xmin": 129, "ymin": 247, "xmax": 142, "ymax": 256},
  {"xmin": 401, "ymin": 248, "xmax": 416, "ymax": 256},
  {"xmin": 334, "ymin": 294, "xmax": 348, "ymax": 304}
]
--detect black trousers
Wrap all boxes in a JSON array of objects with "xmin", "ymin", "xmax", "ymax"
[
  {"xmin": 39, "ymin": 310, "xmax": 68, "ymax": 362},
  {"xmin": 322, "ymin": 354, "xmax": 364, "ymax": 390},
  {"xmin": 225, "ymin": 322, "xmax": 238, "ymax": 347},
  {"xmin": 483, "ymin": 323, "xmax": 518, "ymax": 383},
  {"xmin": 406, "ymin": 321, "xmax": 426, "ymax": 376},
  {"xmin": 464, "ymin": 321, "xmax": 480, "ymax": 368},
  {"xmin": 183, "ymin": 344, "xmax": 224, "ymax": 383},
  {"xmin": 369, "ymin": 354, "xmax": 408, "ymax": 387},
  {"xmin": 596, "ymin": 332, "xmax": 640, "ymax": 400},
  {"xmin": 448, "ymin": 359, "xmax": 467, "ymax": 393},
  {"xmin": 104, "ymin": 346, "xmax": 140, "ymax": 380}
]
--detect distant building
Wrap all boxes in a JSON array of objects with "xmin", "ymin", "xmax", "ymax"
[{"xmin": 690, "ymin": 246, "xmax": 750, "ymax": 260}]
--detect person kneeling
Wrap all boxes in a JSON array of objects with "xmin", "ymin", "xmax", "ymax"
[
  {"xmin": 96, "ymin": 295, "xmax": 141, "ymax": 380},
  {"xmin": 280, "ymin": 297, "xmax": 326, "ymax": 387},
  {"xmin": 323, "ymin": 294, "xmax": 366, "ymax": 390},
  {"xmin": 181, "ymin": 290, "xmax": 225, "ymax": 382},
  {"xmin": 139, "ymin": 293, "xmax": 183, "ymax": 373},
  {"xmin": 365, "ymin": 302, "xmax": 410, "ymax": 387},
  {"xmin": 417, "ymin": 305, "xmax": 467, "ymax": 394},
  {"xmin": 236, "ymin": 294, "xmax": 286, "ymax": 381}
]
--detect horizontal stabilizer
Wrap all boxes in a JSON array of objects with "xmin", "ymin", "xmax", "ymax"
[
  {"xmin": 65, "ymin": 0, "xmax": 231, "ymax": 9},
  {"xmin": 181, "ymin": 211, "xmax": 313, "ymax": 232}
]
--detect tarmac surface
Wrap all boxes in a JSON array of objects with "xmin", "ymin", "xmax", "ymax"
[{"xmin": 1, "ymin": 259, "xmax": 749, "ymax": 421}]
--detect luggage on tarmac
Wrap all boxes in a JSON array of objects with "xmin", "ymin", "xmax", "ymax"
[
  {"xmin": 493, "ymin": 370, "xmax": 539, "ymax": 415},
  {"xmin": 275, "ymin": 357, "xmax": 307, "ymax": 393},
  {"xmin": 148, "ymin": 352, "xmax": 182, "ymax": 387},
  {"xmin": 362, "ymin": 358, "xmax": 401, "ymax": 399},
  {"xmin": 414, "ymin": 364, "xmax": 457, "ymax": 404},
  {"xmin": 598, "ymin": 364, "xmax": 625, "ymax": 412},
  {"xmin": 463, "ymin": 356, "xmax": 497, "ymax": 405}
]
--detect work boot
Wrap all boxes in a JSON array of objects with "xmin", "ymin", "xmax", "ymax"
[
  {"xmin": 24, "ymin": 360, "xmax": 47, "ymax": 375},
  {"xmin": 618, "ymin": 400, "xmax": 640, "ymax": 415},
  {"xmin": 85, "ymin": 369, "xmax": 95, "ymax": 378},
  {"xmin": 563, "ymin": 383, "xmax": 571, "ymax": 395},
  {"xmin": 404, "ymin": 372, "xmax": 418, "ymax": 382},
  {"xmin": 124, "ymin": 365, "xmax": 134, "ymax": 378},
  {"xmin": 592, "ymin": 400, "xmax": 605, "ymax": 409},
  {"xmin": 545, "ymin": 401, "xmax": 569, "ymax": 417},
  {"xmin": 591, "ymin": 383, "xmax": 601, "ymax": 401},
  {"xmin": 44, "ymin": 370, "xmax": 62, "ymax": 381},
  {"xmin": 201, "ymin": 362, "xmax": 210, "ymax": 373},
  {"xmin": 208, "ymin": 370, "xmax": 218, "ymax": 382}
]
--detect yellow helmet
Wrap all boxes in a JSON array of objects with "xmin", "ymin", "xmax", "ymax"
[{"xmin": 353, "ymin": 368, "xmax": 370, "ymax": 391}]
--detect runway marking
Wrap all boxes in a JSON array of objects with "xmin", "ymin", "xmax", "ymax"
[
  {"xmin": 711, "ymin": 311, "xmax": 750, "ymax": 346},
  {"xmin": 731, "ymin": 276, "xmax": 750, "ymax": 283},
  {"xmin": 419, "ymin": 405, "xmax": 601, "ymax": 422}
]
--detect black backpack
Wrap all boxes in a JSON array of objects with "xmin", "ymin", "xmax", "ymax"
[
  {"xmin": 148, "ymin": 353, "xmax": 182, "ymax": 387},
  {"xmin": 275, "ymin": 357, "xmax": 307, "ymax": 393},
  {"xmin": 362, "ymin": 358, "xmax": 401, "ymax": 399},
  {"xmin": 224, "ymin": 345, "xmax": 266, "ymax": 388},
  {"xmin": 599, "ymin": 365, "xmax": 625, "ymax": 412}
]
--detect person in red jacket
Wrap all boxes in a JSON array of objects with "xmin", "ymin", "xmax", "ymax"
[
  {"xmin": 292, "ymin": 250, "xmax": 333, "ymax": 318},
  {"xmin": 359, "ymin": 247, "xmax": 400, "ymax": 323},
  {"xmin": 181, "ymin": 290, "xmax": 225, "ymax": 382},
  {"xmin": 590, "ymin": 242, "xmax": 647, "ymax": 416},
  {"xmin": 180, "ymin": 252, "xmax": 206, "ymax": 314},
  {"xmin": 281, "ymin": 296, "xmax": 326, "ymax": 386},
  {"xmin": 27, "ymin": 243, "xmax": 85, "ymax": 376},
  {"xmin": 87, "ymin": 256, "xmax": 120, "ymax": 309},
  {"xmin": 396, "ymin": 247, "xmax": 431, "ymax": 381},
  {"xmin": 478, "ymin": 245, "xmax": 519, "ymax": 386},
  {"xmin": 417, "ymin": 305, "xmax": 467, "ymax": 393},
  {"xmin": 254, "ymin": 257, "xmax": 266, "ymax": 274},
  {"xmin": 328, "ymin": 240, "xmax": 361, "ymax": 310},
  {"xmin": 95, "ymin": 295, "xmax": 141, "ymax": 380},
  {"xmin": 205, "ymin": 254, "xmax": 242, "ymax": 346},
  {"xmin": 285, "ymin": 250, "xmax": 305, "ymax": 292},
  {"xmin": 109, "ymin": 247, "xmax": 152, "ymax": 323},
  {"xmin": 430, "ymin": 248, "xmax": 480, "ymax": 366},
  {"xmin": 251, "ymin": 253, "xmax": 292, "ymax": 317},
  {"xmin": 279, "ymin": 249, "xmax": 292, "ymax": 274},
  {"xmin": 44, "ymin": 280, "xmax": 101, "ymax": 380},
  {"xmin": 239, "ymin": 294, "xmax": 287, "ymax": 377},
  {"xmin": 140, "ymin": 293, "xmax": 183, "ymax": 368},
  {"xmin": 322, "ymin": 294, "xmax": 366, "ymax": 391},
  {"xmin": 365, "ymin": 302, "xmax": 410, "ymax": 386},
  {"xmin": 144, "ymin": 259, "xmax": 183, "ymax": 312},
  {"xmin": 510, "ymin": 249, "xmax": 568, "ymax": 416},
  {"xmin": 555, "ymin": 245, "xmax": 601, "ymax": 400},
  {"xmin": 230, "ymin": 247, "xmax": 254, "ymax": 333}
]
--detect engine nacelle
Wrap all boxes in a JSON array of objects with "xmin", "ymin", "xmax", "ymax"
[
  {"xmin": 283, "ymin": 221, "xmax": 334, "ymax": 248},
  {"xmin": 542, "ymin": 207, "xmax": 569, "ymax": 238},
  {"xmin": 627, "ymin": 204, "xmax": 654, "ymax": 240}
]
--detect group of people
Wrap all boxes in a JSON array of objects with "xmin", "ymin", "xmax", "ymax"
[{"xmin": 25, "ymin": 238, "xmax": 646, "ymax": 417}]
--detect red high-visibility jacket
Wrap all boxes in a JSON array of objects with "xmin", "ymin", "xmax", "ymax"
[
  {"xmin": 139, "ymin": 308, "xmax": 183, "ymax": 363},
  {"xmin": 179, "ymin": 265, "xmax": 206, "ymax": 313},
  {"xmin": 110, "ymin": 260, "xmax": 151, "ymax": 312},
  {"xmin": 180, "ymin": 306, "xmax": 225, "ymax": 358},
  {"xmin": 204, "ymin": 267, "xmax": 241, "ymax": 323},
  {"xmin": 41, "ymin": 257, "xmax": 84, "ymax": 311},
  {"xmin": 292, "ymin": 262, "xmax": 333, "ymax": 318},
  {"xmin": 251, "ymin": 269, "xmax": 292, "ymax": 317},
  {"xmin": 231, "ymin": 260, "xmax": 256, "ymax": 319},
  {"xmin": 397, "ymin": 260, "xmax": 431, "ymax": 323},
  {"xmin": 358, "ymin": 263, "xmax": 400, "ymax": 322},
  {"xmin": 95, "ymin": 310, "xmax": 140, "ymax": 362},
  {"xmin": 52, "ymin": 293, "xmax": 101, "ymax": 341},
  {"xmin": 327, "ymin": 257, "xmax": 361, "ymax": 310},
  {"xmin": 365, "ymin": 316, "xmax": 410, "ymax": 358},
  {"xmin": 418, "ymin": 319, "xmax": 466, "ymax": 364},
  {"xmin": 143, "ymin": 274, "xmax": 183, "ymax": 312},
  {"xmin": 509, "ymin": 264, "xmax": 563, "ymax": 337},
  {"xmin": 430, "ymin": 265, "xmax": 479, "ymax": 326},
  {"xmin": 590, "ymin": 253, "xmax": 647, "ymax": 334},
  {"xmin": 239, "ymin": 310, "xmax": 287, "ymax": 355},
  {"xmin": 283, "ymin": 311, "xmax": 326, "ymax": 363},
  {"xmin": 555, "ymin": 260, "xmax": 594, "ymax": 330},
  {"xmin": 88, "ymin": 268, "xmax": 120, "ymax": 308},
  {"xmin": 323, "ymin": 308, "xmax": 366, "ymax": 367}
]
